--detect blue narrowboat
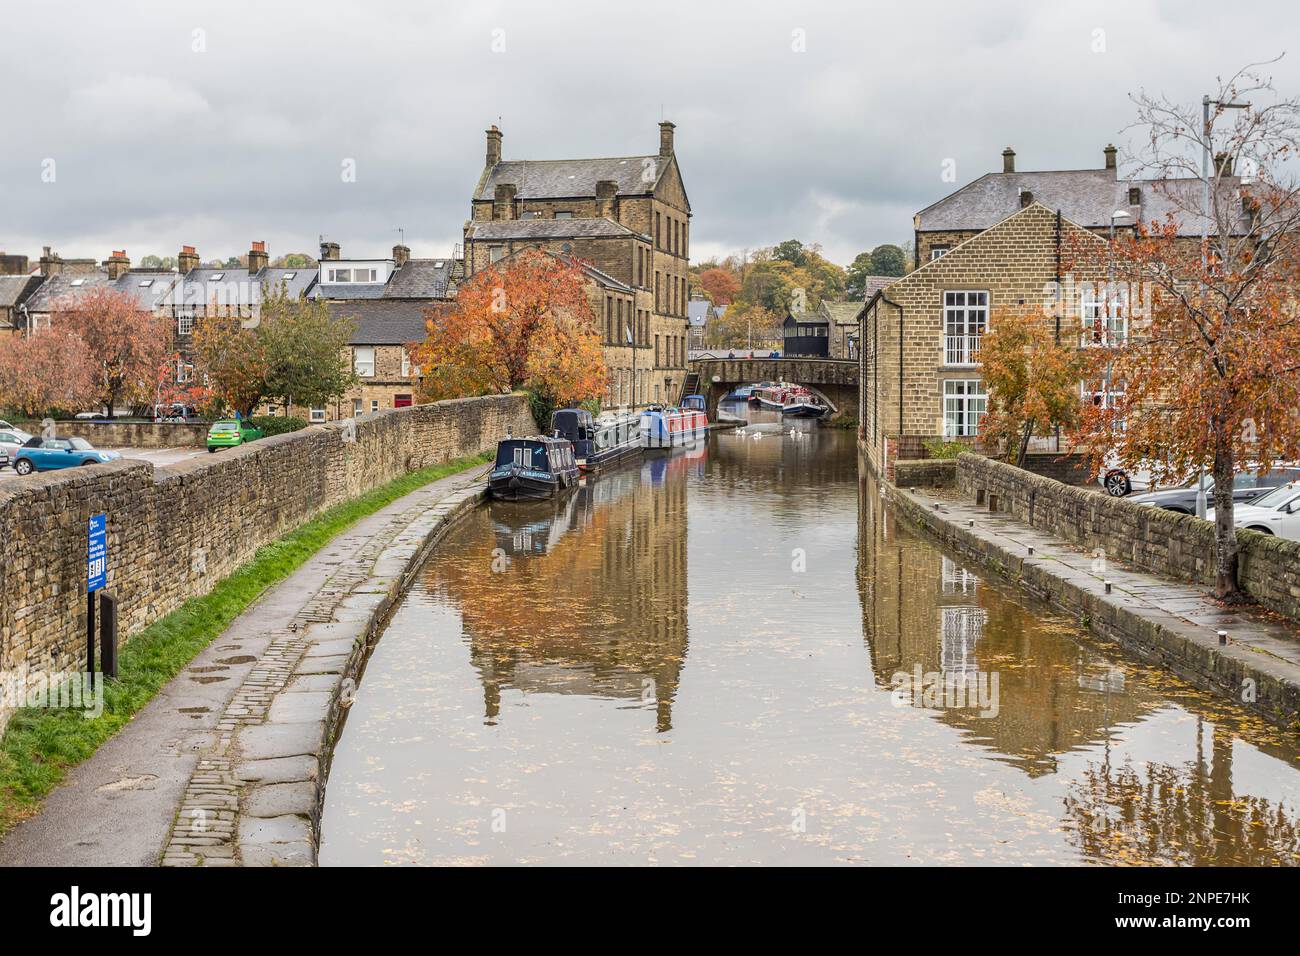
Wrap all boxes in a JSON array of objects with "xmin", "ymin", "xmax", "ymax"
[{"xmin": 488, "ymin": 436, "xmax": 580, "ymax": 500}]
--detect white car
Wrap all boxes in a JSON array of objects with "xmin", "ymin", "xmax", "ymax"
[
  {"xmin": 1097, "ymin": 451, "xmax": 1157, "ymax": 497},
  {"xmin": 0, "ymin": 425, "xmax": 34, "ymax": 469},
  {"xmin": 1207, "ymin": 481, "xmax": 1300, "ymax": 541}
]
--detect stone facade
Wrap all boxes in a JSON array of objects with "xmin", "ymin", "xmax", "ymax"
[
  {"xmin": 0, "ymin": 394, "xmax": 535, "ymax": 734},
  {"xmin": 463, "ymin": 123, "xmax": 692, "ymax": 407},
  {"xmin": 859, "ymin": 203, "xmax": 1108, "ymax": 474}
]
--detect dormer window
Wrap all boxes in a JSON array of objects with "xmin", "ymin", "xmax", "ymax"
[
  {"xmin": 139, "ymin": 279, "xmax": 153, "ymax": 288},
  {"xmin": 211, "ymin": 272, "xmax": 225, "ymax": 281},
  {"xmin": 554, "ymin": 211, "xmax": 573, "ymax": 220}
]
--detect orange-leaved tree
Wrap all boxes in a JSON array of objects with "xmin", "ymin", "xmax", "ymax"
[
  {"xmin": 979, "ymin": 306, "xmax": 1086, "ymax": 466},
  {"xmin": 0, "ymin": 324, "xmax": 97, "ymax": 417},
  {"xmin": 55, "ymin": 286, "xmax": 172, "ymax": 418},
  {"xmin": 191, "ymin": 307, "xmax": 269, "ymax": 417},
  {"xmin": 414, "ymin": 250, "xmax": 607, "ymax": 408},
  {"xmin": 1065, "ymin": 62, "xmax": 1300, "ymax": 599}
]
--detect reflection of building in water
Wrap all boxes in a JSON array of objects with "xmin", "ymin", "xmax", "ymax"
[
  {"xmin": 1064, "ymin": 721, "xmax": 1300, "ymax": 866},
  {"xmin": 428, "ymin": 454, "xmax": 690, "ymax": 731},
  {"xmin": 856, "ymin": 461, "xmax": 1161, "ymax": 776}
]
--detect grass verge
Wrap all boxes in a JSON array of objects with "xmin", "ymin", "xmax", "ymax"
[{"xmin": 0, "ymin": 450, "xmax": 491, "ymax": 837}]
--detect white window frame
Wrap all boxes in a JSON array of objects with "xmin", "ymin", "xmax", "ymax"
[
  {"xmin": 309, "ymin": 407, "xmax": 326, "ymax": 423},
  {"xmin": 930, "ymin": 246, "xmax": 950, "ymax": 260},
  {"xmin": 943, "ymin": 290, "xmax": 987, "ymax": 366},
  {"xmin": 354, "ymin": 346, "xmax": 375, "ymax": 377},
  {"xmin": 177, "ymin": 313, "xmax": 194, "ymax": 336},
  {"xmin": 353, "ymin": 399, "xmax": 363, "ymax": 417},
  {"xmin": 370, "ymin": 400, "xmax": 379, "ymax": 413},
  {"xmin": 942, "ymin": 379, "xmax": 987, "ymax": 437},
  {"xmin": 1080, "ymin": 285, "xmax": 1129, "ymax": 347}
]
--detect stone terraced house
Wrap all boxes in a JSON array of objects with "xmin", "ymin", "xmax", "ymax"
[
  {"xmin": 863, "ymin": 144, "xmax": 1258, "ymax": 478},
  {"xmin": 463, "ymin": 121, "xmax": 693, "ymax": 408}
]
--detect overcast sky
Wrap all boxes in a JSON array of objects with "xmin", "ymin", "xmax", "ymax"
[{"xmin": 1, "ymin": 0, "xmax": 1297, "ymax": 270}]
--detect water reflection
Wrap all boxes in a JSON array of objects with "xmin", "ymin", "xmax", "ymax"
[{"xmin": 318, "ymin": 427, "xmax": 1300, "ymax": 866}]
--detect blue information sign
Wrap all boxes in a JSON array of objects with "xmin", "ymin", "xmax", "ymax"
[{"xmin": 88, "ymin": 513, "xmax": 107, "ymax": 593}]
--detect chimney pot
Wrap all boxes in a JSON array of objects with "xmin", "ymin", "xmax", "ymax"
[
  {"xmin": 1104, "ymin": 144, "xmax": 1118, "ymax": 170},
  {"xmin": 1214, "ymin": 151, "xmax": 1234, "ymax": 177},
  {"xmin": 103, "ymin": 249, "xmax": 131, "ymax": 280},
  {"xmin": 1002, "ymin": 147, "xmax": 1016, "ymax": 173},
  {"xmin": 486, "ymin": 125, "xmax": 503, "ymax": 167},
  {"xmin": 659, "ymin": 121, "xmax": 676, "ymax": 159},
  {"xmin": 393, "ymin": 244, "xmax": 411, "ymax": 267}
]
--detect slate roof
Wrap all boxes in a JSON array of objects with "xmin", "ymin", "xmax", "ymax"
[
  {"xmin": 327, "ymin": 300, "xmax": 442, "ymax": 346},
  {"xmin": 687, "ymin": 299, "xmax": 714, "ymax": 328},
  {"xmin": 0, "ymin": 275, "xmax": 41, "ymax": 309},
  {"xmin": 383, "ymin": 258, "xmax": 457, "ymax": 299},
  {"xmin": 315, "ymin": 283, "xmax": 388, "ymax": 300},
  {"xmin": 465, "ymin": 218, "xmax": 648, "ymax": 241},
  {"xmin": 160, "ymin": 266, "xmax": 317, "ymax": 310},
  {"xmin": 24, "ymin": 269, "xmax": 179, "ymax": 312},
  {"xmin": 819, "ymin": 301, "xmax": 866, "ymax": 325},
  {"xmin": 476, "ymin": 156, "xmax": 660, "ymax": 201},
  {"xmin": 917, "ymin": 167, "xmax": 1250, "ymax": 237}
]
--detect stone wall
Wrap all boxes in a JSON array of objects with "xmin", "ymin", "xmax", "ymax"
[
  {"xmin": 894, "ymin": 458, "xmax": 956, "ymax": 488},
  {"xmin": 957, "ymin": 452, "xmax": 1300, "ymax": 621},
  {"xmin": 0, "ymin": 395, "xmax": 535, "ymax": 733},
  {"xmin": 17, "ymin": 421, "xmax": 210, "ymax": 448}
]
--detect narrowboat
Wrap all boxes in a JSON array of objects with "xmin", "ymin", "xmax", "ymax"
[
  {"xmin": 640, "ymin": 404, "xmax": 709, "ymax": 449},
  {"xmin": 752, "ymin": 383, "xmax": 827, "ymax": 418},
  {"xmin": 550, "ymin": 407, "xmax": 643, "ymax": 472},
  {"xmin": 681, "ymin": 394, "xmax": 707, "ymax": 411},
  {"xmin": 488, "ymin": 436, "xmax": 580, "ymax": 500}
]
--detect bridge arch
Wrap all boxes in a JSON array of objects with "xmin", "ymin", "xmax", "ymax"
[{"xmin": 689, "ymin": 357, "xmax": 858, "ymax": 421}]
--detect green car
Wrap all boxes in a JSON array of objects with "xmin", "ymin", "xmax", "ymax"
[{"xmin": 206, "ymin": 420, "xmax": 264, "ymax": 452}]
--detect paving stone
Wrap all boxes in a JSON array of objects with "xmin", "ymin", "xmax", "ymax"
[
  {"xmin": 241, "ymin": 841, "xmax": 314, "ymax": 867},
  {"xmin": 231, "ymin": 755, "xmax": 319, "ymax": 785},
  {"xmin": 268, "ymin": 691, "xmax": 332, "ymax": 724},
  {"xmin": 239, "ymin": 814, "xmax": 312, "ymax": 846},
  {"xmin": 295, "ymin": 655, "xmax": 349, "ymax": 675},
  {"xmin": 244, "ymin": 782, "xmax": 317, "ymax": 819},
  {"xmin": 235, "ymin": 721, "xmax": 323, "ymax": 760}
]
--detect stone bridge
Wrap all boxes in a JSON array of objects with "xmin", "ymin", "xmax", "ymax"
[{"xmin": 689, "ymin": 357, "xmax": 859, "ymax": 421}]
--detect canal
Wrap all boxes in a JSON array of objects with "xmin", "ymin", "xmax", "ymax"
[{"xmin": 320, "ymin": 412, "xmax": 1300, "ymax": 866}]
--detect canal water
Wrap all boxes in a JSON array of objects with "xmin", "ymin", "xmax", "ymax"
[{"xmin": 320, "ymin": 407, "xmax": 1300, "ymax": 866}]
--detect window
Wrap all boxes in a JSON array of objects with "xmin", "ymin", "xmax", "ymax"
[
  {"xmin": 177, "ymin": 314, "xmax": 194, "ymax": 336},
  {"xmin": 329, "ymin": 268, "xmax": 352, "ymax": 282},
  {"xmin": 70, "ymin": 278, "xmax": 85, "ymax": 287},
  {"xmin": 176, "ymin": 359, "xmax": 192, "ymax": 383},
  {"xmin": 489, "ymin": 246, "xmax": 505, "ymax": 263},
  {"xmin": 354, "ymin": 346, "xmax": 375, "ymax": 377},
  {"xmin": 353, "ymin": 399, "xmax": 363, "ymax": 417},
  {"xmin": 944, "ymin": 291, "xmax": 987, "ymax": 365},
  {"xmin": 943, "ymin": 379, "xmax": 987, "ymax": 437},
  {"xmin": 139, "ymin": 279, "xmax": 153, "ymax": 288},
  {"xmin": 210, "ymin": 273, "xmax": 224, "ymax": 281},
  {"xmin": 1081, "ymin": 285, "xmax": 1128, "ymax": 347},
  {"xmin": 554, "ymin": 211, "xmax": 573, "ymax": 220},
  {"xmin": 309, "ymin": 408, "xmax": 326, "ymax": 423},
  {"xmin": 931, "ymin": 246, "xmax": 950, "ymax": 260},
  {"xmin": 401, "ymin": 349, "xmax": 419, "ymax": 378},
  {"xmin": 394, "ymin": 393, "xmax": 413, "ymax": 408},
  {"xmin": 370, "ymin": 400, "xmax": 379, "ymax": 413},
  {"xmin": 282, "ymin": 272, "xmax": 296, "ymax": 280}
]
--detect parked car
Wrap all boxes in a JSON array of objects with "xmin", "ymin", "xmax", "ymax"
[
  {"xmin": 1208, "ymin": 481, "xmax": 1300, "ymax": 541},
  {"xmin": 1129, "ymin": 466, "xmax": 1300, "ymax": 513},
  {"xmin": 206, "ymin": 420, "xmax": 263, "ymax": 452},
  {"xmin": 0, "ymin": 425, "xmax": 35, "ymax": 469},
  {"xmin": 11, "ymin": 437, "xmax": 121, "ymax": 475},
  {"xmin": 154, "ymin": 403, "xmax": 200, "ymax": 423}
]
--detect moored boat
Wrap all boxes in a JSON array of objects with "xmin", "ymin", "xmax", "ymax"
[
  {"xmin": 752, "ymin": 383, "xmax": 827, "ymax": 417},
  {"xmin": 550, "ymin": 407, "xmax": 642, "ymax": 473},
  {"xmin": 488, "ymin": 436, "xmax": 580, "ymax": 500},
  {"xmin": 640, "ymin": 404, "xmax": 709, "ymax": 449}
]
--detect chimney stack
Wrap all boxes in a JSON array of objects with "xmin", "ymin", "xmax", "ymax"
[
  {"xmin": 493, "ymin": 182, "xmax": 517, "ymax": 220},
  {"xmin": 659, "ymin": 121, "xmax": 676, "ymax": 159},
  {"xmin": 178, "ymin": 245, "xmax": 199, "ymax": 274},
  {"xmin": 248, "ymin": 240, "xmax": 268, "ymax": 274},
  {"xmin": 1002, "ymin": 147, "xmax": 1016, "ymax": 174},
  {"xmin": 486, "ymin": 125, "xmax": 503, "ymax": 166},
  {"xmin": 1214, "ymin": 151, "xmax": 1234, "ymax": 177},
  {"xmin": 1018, "ymin": 189, "xmax": 1034, "ymax": 208},
  {"xmin": 0, "ymin": 253, "xmax": 29, "ymax": 276},
  {"xmin": 320, "ymin": 241, "xmax": 340, "ymax": 261},
  {"xmin": 1127, "ymin": 186, "xmax": 1141, "ymax": 206},
  {"xmin": 40, "ymin": 246, "xmax": 60, "ymax": 276},
  {"xmin": 596, "ymin": 179, "xmax": 619, "ymax": 220},
  {"xmin": 1104, "ymin": 144, "xmax": 1118, "ymax": 170},
  {"xmin": 103, "ymin": 249, "xmax": 130, "ymax": 280},
  {"xmin": 393, "ymin": 244, "xmax": 410, "ymax": 267}
]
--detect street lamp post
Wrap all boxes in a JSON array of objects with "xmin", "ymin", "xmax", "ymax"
[
  {"xmin": 1103, "ymin": 211, "xmax": 1132, "ymax": 416},
  {"xmin": 1195, "ymin": 94, "xmax": 1249, "ymax": 519}
]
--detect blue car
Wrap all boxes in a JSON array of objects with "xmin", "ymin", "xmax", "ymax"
[{"xmin": 12, "ymin": 437, "xmax": 121, "ymax": 476}]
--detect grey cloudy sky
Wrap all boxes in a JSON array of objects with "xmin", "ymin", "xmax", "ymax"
[{"xmin": 2, "ymin": 0, "xmax": 1298, "ymax": 269}]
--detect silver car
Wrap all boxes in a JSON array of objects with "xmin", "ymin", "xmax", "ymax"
[{"xmin": 0, "ymin": 424, "xmax": 34, "ymax": 470}]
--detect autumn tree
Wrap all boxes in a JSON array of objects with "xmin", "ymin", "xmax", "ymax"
[
  {"xmin": 979, "ymin": 307, "xmax": 1085, "ymax": 466},
  {"xmin": 413, "ymin": 250, "xmax": 607, "ymax": 409},
  {"xmin": 192, "ymin": 309, "xmax": 269, "ymax": 417},
  {"xmin": 258, "ymin": 288, "xmax": 357, "ymax": 412},
  {"xmin": 54, "ymin": 286, "xmax": 171, "ymax": 418},
  {"xmin": 0, "ymin": 325, "xmax": 97, "ymax": 417},
  {"xmin": 698, "ymin": 267, "xmax": 740, "ymax": 304},
  {"xmin": 1066, "ymin": 61, "xmax": 1300, "ymax": 599}
]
